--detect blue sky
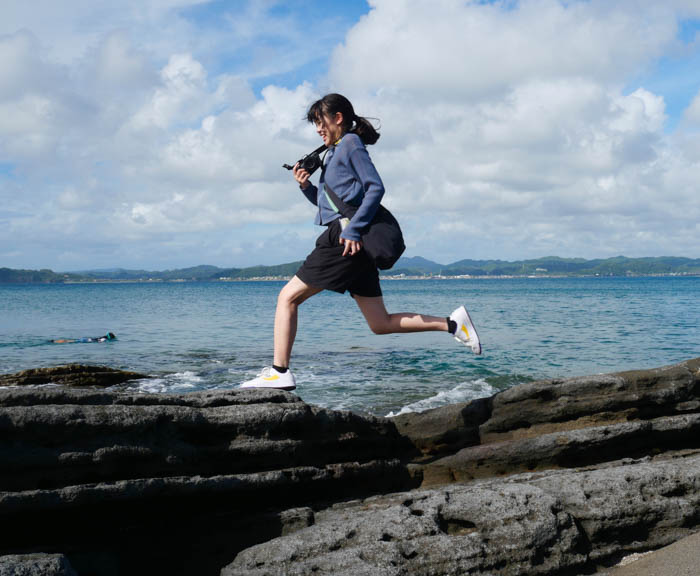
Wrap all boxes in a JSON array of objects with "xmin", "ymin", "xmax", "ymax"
[
  {"xmin": 180, "ymin": 0, "xmax": 372, "ymax": 91},
  {"xmin": 629, "ymin": 18, "xmax": 700, "ymax": 130},
  {"xmin": 2, "ymin": 0, "xmax": 700, "ymax": 271}
]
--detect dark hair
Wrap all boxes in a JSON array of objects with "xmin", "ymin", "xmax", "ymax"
[{"xmin": 306, "ymin": 93, "xmax": 380, "ymax": 145}]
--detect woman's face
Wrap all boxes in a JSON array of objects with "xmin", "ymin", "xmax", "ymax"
[{"xmin": 315, "ymin": 111, "xmax": 344, "ymax": 146}]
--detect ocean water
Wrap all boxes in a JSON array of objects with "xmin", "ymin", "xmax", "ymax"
[{"xmin": 1, "ymin": 277, "xmax": 698, "ymax": 416}]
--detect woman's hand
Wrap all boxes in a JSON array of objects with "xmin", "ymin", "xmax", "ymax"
[
  {"xmin": 340, "ymin": 237, "xmax": 363, "ymax": 257},
  {"xmin": 293, "ymin": 162, "xmax": 311, "ymax": 189}
]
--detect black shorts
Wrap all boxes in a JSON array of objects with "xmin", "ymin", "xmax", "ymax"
[{"xmin": 296, "ymin": 219, "xmax": 382, "ymax": 298}]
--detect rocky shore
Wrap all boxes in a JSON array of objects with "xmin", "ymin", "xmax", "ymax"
[
  {"xmin": 1, "ymin": 358, "xmax": 699, "ymax": 575},
  {"xmin": 0, "ymin": 365, "xmax": 149, "ymax": 388}
]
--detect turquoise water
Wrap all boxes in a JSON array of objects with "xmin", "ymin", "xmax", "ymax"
[{"xmin": 1, "ymin": 277, "xmax": 698, "ymax": 416}]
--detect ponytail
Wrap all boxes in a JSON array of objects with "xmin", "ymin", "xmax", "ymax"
[
  {"xmin": 351, "ymin": 114, "xmax": 380, "ymax": 146},
  {"xmin": 306, "ymin": 93, "xmax": 380, "ymax": 146}
]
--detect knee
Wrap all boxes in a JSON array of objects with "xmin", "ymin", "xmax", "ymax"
[
  {"xmin": 278, "ymin": 284, "xmax": 305, "ymax": 310},
  {"xmin": 277, "ymin": 290, "xmax": 296, "ymax": 310},
  {"xmin": 370, "ymin": 325, "xmax": 390, "ymax": 335},
  {"xmin": 368, "ymin": 318, "xmax": 391, "ymax": 335}
]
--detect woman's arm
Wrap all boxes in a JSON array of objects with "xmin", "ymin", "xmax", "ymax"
[
  {"xmin": 294, "ymin": 163, "xmax": 318, "ymax": 206},
  {"xmin": 340, "ymin": 145, "xmax": 385, "ymax": 242}
]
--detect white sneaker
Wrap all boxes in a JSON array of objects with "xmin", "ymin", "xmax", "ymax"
[
  {"xmin": 240, "ymin": 367, "xmax": 296, "ymax": 391},
  {"xmin": 450, "ymin": 305, "xmax": 482, "ymax": 355}
]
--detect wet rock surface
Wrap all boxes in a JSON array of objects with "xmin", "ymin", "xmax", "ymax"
[
  {"xmin": 1, "ymin": 358, "xmax": 699, "ymax": 575},
  {"xmin": 0, "ymin": 364, "xmax": 149, "ymax": 387},
  {"xmin": 393, "ymin": 357, "xmax": 700, "ymax": 459},
  {"xmin": 225, "ymin": 452, "xmax": 700, "ymax": 576},
  {"xmin": 0, "ymin": 553, "xmax": 77, "ymax": 576},
  {"xmin": 0, "ymin": 385, "xmax": 416, "ymax": 575}
]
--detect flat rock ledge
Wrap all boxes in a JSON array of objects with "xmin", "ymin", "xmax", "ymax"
[
  {"xmin": 1, "ymin": 357, "xmax": 699, "ymax": 575},
  {"xmin": 0, "ymin": 553, "xmax": 77, "ymax": 576},
  {"xmin": 0, "ymin": 364, "xmax": 149, "ymax": 387},
  {"xmin": 225, "ymin": 452, "xmax": 700, "ymax": 576},
  {"xmin": 0, "ymin": 385, "xmax": 415, "ymax": 575}
]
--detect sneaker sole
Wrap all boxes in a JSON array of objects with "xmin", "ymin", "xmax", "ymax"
[
  {"xmin": 239, "ymin": 384, "xmax": 296, "ymax": 391},
  {"xmin": 454, "ymin": 336, "xmax": 482, "ymax": 355},
  {"xmin": 455, "ymin": 306, "xmax": 482, "ymax": 355}
]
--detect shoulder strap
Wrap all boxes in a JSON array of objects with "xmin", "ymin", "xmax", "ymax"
[
  {"xmin": 321, "ymin": 163, "xmax": 357, "ymax": 219},
  {"xmin": 323, "ymin": 181, "xmax": 357, "ymax": 219}
]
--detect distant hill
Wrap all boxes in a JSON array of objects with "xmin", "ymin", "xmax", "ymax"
[
  {"xmin": 0, "ymin": 268, "xmax": 83, "ymax": 283},
  {"xmin": 77, "ymin": 265, "xmax": 224, "ymax": 281},
  {"xmin": 215, "ymin": 262, "xmax": 304, "ymax": 280},
  {"xmin": 390, "ymin": 256, "xmax": 444, "ymax": 276},
  {"xmin": 391, "ymin": 256, "xmax": 700, "ymax": 277},
  {"xmin": 442, "ymin": 256, "xmax": 700, "ymax": 277},
  {"xmin": 1, "ymin": 256, "xmax": 699, "ymax": 284}
]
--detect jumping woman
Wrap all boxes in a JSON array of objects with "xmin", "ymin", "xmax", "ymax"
[{"xmin": 241, "ymin": 93, "xmax": 481, "ymax": 391}]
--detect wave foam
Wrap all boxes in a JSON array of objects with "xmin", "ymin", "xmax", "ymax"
[
  {"xmin": 132, "ymin": 371, "xmax": 203, "ymax": 394},
  {"xmin": 385, "ymin": 379, "xmax": 498, "ymax": 418}
]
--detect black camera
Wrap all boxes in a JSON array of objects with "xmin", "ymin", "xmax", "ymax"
[{"xmin": 283, "ymin": 143, "xmax": 328, "ymax": 176}]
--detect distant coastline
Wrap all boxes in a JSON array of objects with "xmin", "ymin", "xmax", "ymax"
[
  {"xmin": 2, "ymin": 255, "xmax": 700, "ymax": 284},
  {"xmin": 59, "ymin": 272, "xmax": 700, "ymax": 284}
]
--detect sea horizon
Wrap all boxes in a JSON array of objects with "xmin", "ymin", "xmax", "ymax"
[{"xmin": 3, "ymin": 253, "xmax": 700, "ymax": 285}]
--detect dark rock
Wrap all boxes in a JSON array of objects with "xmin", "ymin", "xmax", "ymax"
[
  {"xmin": 279, "ymin": 507, "xmax": 315, "ymax": 535},
  {"xmin": 0, "ymin": 553, "xmax": 77, "ymax": 576},
  {"xmin": 480, "ymin": 358, "xmax": 700, "ymax": 443},
  {"xmin": 528, "ymin": 453, "xmax": 700, "ymax": 565},
  {"xmin": 0, "ymin": 386, "xmax": 417, "ymax": 575},
  {"xmin": 223, "ymin": 357, "xmax": 700, "ymax": 575},
  {"xmin": 0, "ymin": 365, "xmax": 149, "ymax": 387},
  {"xmin": 394, "ymin": 358, "xmax": 700, "ymax": 463},
  {"xmin": 2, "ymin": 358, "xmax": 700, "ymax": 575},
  {"xmin": 223, "ymin": 451, "xmax": 700, "ymax": 576},
  {"xmin": 392, "ymin": 396, "xmax": 491, "ymax": 458},
  {"xmin": 422, "ymin": 413, "xmax": 700, "ymax": 485},
  {"xmin": 0, "ymin": 386, "xmax": 417, "ymax": 492}
]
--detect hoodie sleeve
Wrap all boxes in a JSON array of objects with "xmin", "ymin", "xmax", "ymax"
[
  {"xmin": 340, "ymin": 145, "xmax": 385, "ymax": 242},
  {"xmin": 300, "ymin": 182, "xmax": 318, "ymax": 206}
]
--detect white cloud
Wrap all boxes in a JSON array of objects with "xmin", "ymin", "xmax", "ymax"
[
  {"xmin": 314, "ymin": 0, "xmax": 699, "ymax": 262},
  {"xmin": 1, "ymin": 0, "xmax": 700, "ymax": 269},
  {"xmin": 129, "ymin": 53, "xmax": 208, "ymax": 130},
  {"xmin": 0, "ymin": 0, "xmax": 208, "ymax": 64},
  {"xmin": 329, "ymin": 0, "xmax": 677, "ymax": 100},
  {"xmin": 87, "ymin": 31, "xmax": 155, "ymax": 95},
  {"xmin": 683, "ymin": 89, "xmax": 700, "ymax": 124},
  {"xmin": 611, "ymin": 88, "xmax": 666, "ymax": 134},
  {"xmin": 0, "ymin": 35, "xmax": 322, "ymax": 268}
]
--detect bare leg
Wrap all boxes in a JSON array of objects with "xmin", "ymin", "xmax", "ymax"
[
  {"xmin": 273, "ymin": 276, "xmax": 323, "ymax": 367},
  {"xmin": 354, "ymin": 295, "xmax": 449, "ymax": 335}
]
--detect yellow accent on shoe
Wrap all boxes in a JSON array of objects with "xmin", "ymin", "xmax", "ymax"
[
  {"xmin": 263, "ymin": 374, "xmax": 280, "ymax": 381},
  {"xmin": 461, "ymin": 324, "xmax": 470, "ymax": 339}
]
